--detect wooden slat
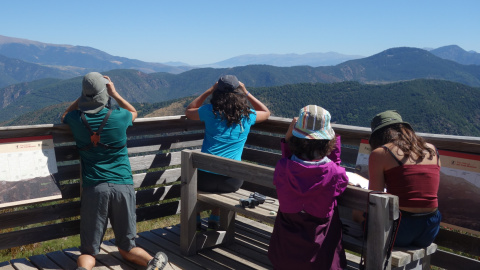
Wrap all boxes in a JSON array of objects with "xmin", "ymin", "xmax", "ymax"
[
  {"xmin": 8, "ymin": 258, "xmax": 37, "ymax": 270},
  {"xmin": 198, "ymin": 193, "xmax": 275, "ymax": 225},
  {"xmin": 149, "ymin": 228, "xmax": 231, "ymax": 270},
  {"xmin": 29, "ymin": 254, "xmax": 63, "ymax": 270},
  {"xmin": 241, "ymin": 147, "xmax": 281, "ymax": 167},
  {"xmin": 135, "ymin": 185, "xmax": 181, "ymax": 205},
  {"xmin": 0, "ymin": 220, "xmax": 80, "ymax": 250},
  {"xmin": 64, "ymin": 248, "xmax": 110, "ymax": 270},
  {"xmin": 245, "ymin": 132, "xmax": 282, "ymax": 151},
  {"xmin": 431, "ymin": 249, "xmax": 480, "ymax": 270},
  {"xmin": 126, "ymin": 133, "xmax": 203, "ymax": 154},
  {"xmin": 180, "ymin": 150, "xmax": 198, "ymax": 256},
  {"xmin": 136, "ymin": 201, "xmax": 181, "ymax": 222},
  {"xmin": 0, "ymin": 262, "xmax": 14, "ymax": 270},
  {"xmin": 190, "ymin": 151, "xmax": 275, "ymax": 189},
  {"xmin": 0, "ymin": 201, "xmax": 80, "ymax": 230},
  {"xmin": 434, "ymin": 227, "xmax": 480, "ymax": 257},
  {"xmin": 45, "ymin": 250, "xmax": 78, "ymax": 270},
  {"xmin": 129, "ymin": 151, "xmax": 182, "ymax": 172},
  {"xmin": 132, "ymin": 168, "xmax": 181, "ymax": 188},
  {"xmin": 134, "ymin": 233, "xmax": 204, "ymax": 270}
]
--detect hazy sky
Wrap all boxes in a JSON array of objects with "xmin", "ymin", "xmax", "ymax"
[{"xmin": 2, "ymin": 0, "xmax": 479, "ymax": 65}]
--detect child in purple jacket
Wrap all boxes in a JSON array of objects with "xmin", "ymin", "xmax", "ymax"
[{"xmin": 268, "ymin": 105, "xmax": 349, "ymax": 270}]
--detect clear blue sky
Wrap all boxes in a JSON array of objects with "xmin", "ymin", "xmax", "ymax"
[{"xmin": 2, "ymin": 0, "xmax": 479, "ymax": 65}]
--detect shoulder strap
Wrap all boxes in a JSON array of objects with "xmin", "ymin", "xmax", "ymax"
[
  {"xmin": 434, "ymin": 146, "xmax": 440, "ymax": 166},
  {"xmin": 78, "ymin": 109, "xmax": 126, "ymax": 151},
  {"xmin": 382, "ymin": 145, "xmax": 404, "ymax": 166}
]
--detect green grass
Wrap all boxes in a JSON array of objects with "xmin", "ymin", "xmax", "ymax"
[{"xmin": 0, "ymin": 214, "xmax": 181, "ymax": 262}]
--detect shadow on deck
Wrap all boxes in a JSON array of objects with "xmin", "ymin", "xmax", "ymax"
[{"xmin": 0, "ymin": 215, "xmax": 361, "ymax": 270}]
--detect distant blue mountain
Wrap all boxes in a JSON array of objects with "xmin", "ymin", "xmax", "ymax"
[
  {"xmin": 0, "ymin": 35, "xmax": 192, "ymax": 75},
  {"xmin": 430, "ymin": 45, "xmax": 480, "ymax": 65},
  {"xmin": 203, "ymin": 52, "xmax": 364, "ymax": 68}
]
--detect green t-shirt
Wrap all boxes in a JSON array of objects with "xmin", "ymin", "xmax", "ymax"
[{"xmin": 64, "ymin": 107, "xmax": 133, "ymax": 187}]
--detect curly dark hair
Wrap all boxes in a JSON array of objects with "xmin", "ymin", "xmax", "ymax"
[
  {"xmin": 288, "ymin": 136, "xmax": 337, "ymax": 161},
  {"xmin": 210, "ymin": 89, "xmax": 252, "ymax": 126},
  {"xmin": 369, "ymin": 123, "xmax": 436, "ymax": 161}
]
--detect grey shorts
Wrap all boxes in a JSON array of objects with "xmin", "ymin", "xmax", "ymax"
[{"xmin": 80, "ymin": 183, "xmax": 137, "ymax": 255}]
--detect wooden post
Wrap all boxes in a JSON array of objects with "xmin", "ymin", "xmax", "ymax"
[
  {"xmin": 220, "ymin": 208, "xmax": 235, "ymax": 245},
  {"xmin": 180, "ymin": 150, "xmax": 198, "ymax": 255},
  {"xmin": 366, "ymin": 193, "xmax": 399, "ymax": 270}
]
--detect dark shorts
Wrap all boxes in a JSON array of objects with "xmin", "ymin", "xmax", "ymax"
[
  {"xmin": 394, "ymin": 209, "xmax": 442, "ymax": 247},
  {"xmin": 197, "ymin": 170, "xmax": 243, "ymax": 193},
  {"xmin": 80, "ymin": 183, "xmax": 137, "ymax": 255}
]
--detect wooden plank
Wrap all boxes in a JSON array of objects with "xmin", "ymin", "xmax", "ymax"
[
  {"xmin": 366, "ymin": 193, "xmax": 396, "ymax": 270},
  {"xmin": 127, "ymin": 116, "xmax": 205, "ymax": 137},
  {"xmin": 45, "ymin": 250, "xmax": 77, "ymax": 270},
  {"xmin": 148, "ymin": 228, "xmax": 231, "ymax": 270},
  {"xmin": 241, "ymin": 148, "xmax": 281, "ymax": 167},
  {"xmin": 94, "ymin": 249, "xmax": 135, "ymax": 270},
  {"xmin": 134, "ymin": 233, "xmax": 203, "ymax": 270},
  {"xmin": 132, "ymin": 168, "xmax": 181, "ymax": 188},
  {"xmin": 28, "ymin": 254, "xmax": 63, "ymax": 270},
  {"xmin": 431, "ymin": 249, "xmax": 480, "ymax": 269},
  {"xmin": 126, "ymin": 133, "xmax": 203, "ymax": 154},
  {"xmin": 100, "ymin": 241, "xmax": 144, "ymax": 270},
  {"xmin": 435, "ymin": 227, "xmax": 480, "ymax": 257},
  {"xmin": 245, "ymin": 133, "xmax": 282, "ymax": 151},
  {"xmin": 129, "ymin": 151, "xmax": 182, "ymax": 172},
  {"xmin": 180, "ymin": 150, "xmax": 198, "ymax": 256},
  {"xmin": 0, "ymin": 220, "xmax": 80, "ymax": 250},
  {"xmin": 198, "ymin": 193, "xmax": 275, "ymax": 225},
  {"xmin": 63, "ymin": 248, "xmax": 110, "ymax": 270},
  {"xmin": 0, "ymin": 262, "xmax": 15, "ymax": 270},
  {"xmin": 168, "ymin": 224, "xmax": 273, "ymax": 269},
  {"xmin": 190, "ymin": 151, "xmax": 275, "ymax": 189},
  {"xmin": 337, "ymin": 185, "xmax": 370, "ymax": 211},
  {"xmin": 135, "ymin": 185, "xmax": 181, "ymax": 205},
  {"xmin": 136, "ymin": 201, "xmax": 181, "ymax": 222},
  {"xmin": 0, "ymin": 201, "xmax": 80, "ymax": 230},
  {"xmin": 8, "ymin": 258, "xmax": 37, "ymax": 270}
]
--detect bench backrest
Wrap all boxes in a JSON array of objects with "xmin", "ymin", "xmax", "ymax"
[{"xmin": 180, "ymin": 149, "xmax": 399, "ymax": 269}]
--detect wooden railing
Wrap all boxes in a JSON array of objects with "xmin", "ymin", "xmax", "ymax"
[{"xmin": 0, "ymin": 116, "xmax": 479, "ymax": 269}]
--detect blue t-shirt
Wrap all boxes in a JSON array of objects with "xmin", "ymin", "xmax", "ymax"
[
  {"xmin": 198, "ymin": 104, "xmax": 257, "ymax": 161},
  {"xmin": 64, "ymin": 107, "xmax": 133, "ymax": 187}
]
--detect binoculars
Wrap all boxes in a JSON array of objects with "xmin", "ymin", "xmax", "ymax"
[{"xmin": 239, "ymin": 192, "xmax": 266, "ymax": 208}]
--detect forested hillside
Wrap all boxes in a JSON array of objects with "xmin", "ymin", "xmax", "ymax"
[
  {"xmin": 251, "ymin": 79, "xmax": 480, "ymax": 136},
  {"xmin": 5, "ymin": 79, "xmax": 480, "ymax": 137}
]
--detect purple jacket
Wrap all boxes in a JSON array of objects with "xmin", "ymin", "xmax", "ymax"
[{"xmin": 273, "ymin": 136, "xmax": 349, "ymax": 218}]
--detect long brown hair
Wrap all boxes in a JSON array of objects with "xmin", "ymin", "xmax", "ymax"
[
  {"xmin": 210, "ymin": 89, "xmax": 252, "ymax": 126},
  {"xmin": 369, "ymin": 123, "xmax": 436, "ymax": 161}
]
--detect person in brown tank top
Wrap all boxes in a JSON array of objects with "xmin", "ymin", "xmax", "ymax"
[{"xmin": 368, "ymin": 110, "xmax": 442, "ymax": 247}]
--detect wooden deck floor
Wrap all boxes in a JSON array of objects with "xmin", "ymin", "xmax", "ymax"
[{"xmin": 0, "ymin": 216, "xmax": 361, "ymax": 270}]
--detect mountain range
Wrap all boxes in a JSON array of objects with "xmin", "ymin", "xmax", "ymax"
[
  {"xmin": 1, "ymin": 34, "xmax": 479, "ymax": 88},
  {"xmin": 1, "ymin": 35, "xmax": 480, "ymax": 136},
  {"xmin": 6, "ymin": 79, "xmax": 480, "ymax": 137}
]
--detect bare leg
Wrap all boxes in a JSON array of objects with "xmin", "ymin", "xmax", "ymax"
[
  {"xmin": 118, "ymin": 247, "xmax": 153, "ymax": 266},
  {"xmin": 77, "ymin": 254, "xmax": 96, "ymax": 270}
]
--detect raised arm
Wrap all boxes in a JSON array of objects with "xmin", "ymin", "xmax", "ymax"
[
  {"xmin": 185, "ymin": 83, "xmax": 216, "ymax": 120},
  {"xmin": 61, "ymin": 98, "xmax": 80, "ymax": 123},
  {"xmin": 238, "ymin": 82, "xmax": 270, "ymax": 123},
  {"xmin": 105, "ymin": 76, "xmax": 137, "ymax": 122}
]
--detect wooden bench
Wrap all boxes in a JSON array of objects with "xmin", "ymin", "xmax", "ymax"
[{"xmin": 180, "ymin": 150, "xmax": 437, "ymax": 270}]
